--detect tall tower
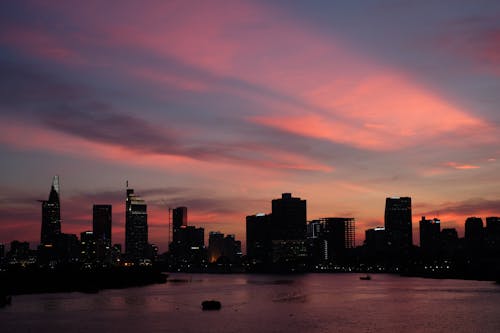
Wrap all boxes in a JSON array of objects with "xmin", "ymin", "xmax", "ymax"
[
  {"xmin": 125, "ymin": 188, "xmax": 148, "ymax": 261},
  {"xmin": 41, "ymin": 176, "xmax": 61, "ymax": 246},
  {"xmin": 269, "ymin": 193, "xmax": 308, "ymax": 271},
  {"xmin": 93, "ymin": 204, "xmax": 112, "ymax": 263},
  {"xmin": 465, "ymin": 217, "xmax": 483, "ymax": 254},
  {"xmin": 384, "ymin": 197, "xmax": 412, "ymax": 257},
  {"xmin": 271, "ymin": 193, "xmax": 306, "ymax": 241},
  {"xmin": 172, "ymin": 206, "xmax": 188, "ymax": 244},
  {"xmin": 419, "ymin": 216, "xmax": 440, "ymax": 257}
]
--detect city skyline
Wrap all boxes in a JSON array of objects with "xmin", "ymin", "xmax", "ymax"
[
  {"xmin": 1, "ymin": 1, "xmax": 499, "ymax": 251},
  {"xmin": 1, "ymin": 176, "xmax": 498, "ymax": 255}
]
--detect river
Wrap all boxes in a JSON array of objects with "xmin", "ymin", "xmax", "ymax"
[{"xmin": 1, "ymin": 273, "xmax": 500, "ymax": 332}]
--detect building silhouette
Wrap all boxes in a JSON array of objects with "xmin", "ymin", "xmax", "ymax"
[
  {"xmin": 80, "ymin": 231, "xmax": 96, "ymax": 265},
  {"xmin": 208, "ymin": 231, "xmax": 224, "ymax": 263},
  {"xmin": 270, "ymin": 193, "xmax": 307, "ymax": 271},
  {"xmin": 208, "ymin": 232, "xmax": 241, "ymax": 264},
  {"xmin": 419, "ymin": 216, "xmax": 440, "ymax": 258},
  {"xmin": 168, "ymin": 206, "xmax": 206, "ymax": 271},
  {"xmin": 440, "ymin": 228, "xmax": 459, "ymax": 259},
  {"xmin": 384, "ymin": 197, "xmax": 412, "ymax": 260},
  {"xmin": 40, "ymin": 176, "xmax": 61, "ymax": 247},
  {"xmin": 364, "ymin": 227, "xmax": 387, "ymax": 263},
  {"xmin": 485, "ymin": 217, "xmax": 500, "ymax": 254},
  {"xmin": 39, "ymin": 176, "xmax": 62, "ymax": 264},
  {"xmin": 171, "ymin": 207, "xmax": 187, "ymax": 249},
  {"xmin": 125, "ymin": 188, "xmax": 148, "ymax": 261},
  {"xmin": 465, "ymin": 217, "xmax": 484, "ymax": 255},
  {"xmin": 246, "ymin": 213, "xmax": 271, "ymax": 266},
  {"xmin": 308, "ymin": 218, "xmax": 355, "ymax": 264},
  {"xmin": 93, "ymin": 204, "xmax": 112, "ymax": 264}
]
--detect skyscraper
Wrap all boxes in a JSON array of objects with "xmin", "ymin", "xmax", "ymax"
[
  {"xmin": 322, "ymin": 217, "xmax": 355, "ymax": 261},
  {"xmin": 172, "ymin": 206, "xmax": 187, "ymax": 245},
  {"xmin": 40, "ymin": 176, "xmax": 61, "ymax": 247},
  {"xmin": 246, "ymin": 213, "xmax": 271, "ymax": 265},
  {"xmin": 125, "ymin": 188, "xmax": 148, "ymax": 261},
  {"xmin": 365, "ymin": 227, "xmax": 387, "ymax": 258},
  {"xmin": 93, "ymin": 204, "xmax": 112, "ymax": 263},
  {"xmin": 384, "ymin": 197, "xmax": 412, "ymax": 257},
  {"xmin": 270, "ymin": 193, "xmax": 308, "ymax": 271},
  {"xmin": 465, "ymin": 217, "xmax": 483, "ymax": 254},
  {"xmin": 419, "ymin": 216, "xmax": 440, "ymax": 257},
  {"xmin": 271, "ymin": 193, "xmax": 307, "ymax": 240},
  {"xmin": 485, "ymin": 217, "xmax": 500, "ymax": 253}
]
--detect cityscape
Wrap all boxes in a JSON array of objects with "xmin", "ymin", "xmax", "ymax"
[
  {"xmin": 2, "ymin": 176, "xmax": 499, "ymax": 284},
  {"xmin": 1, "ymin": 0, "xmax": 499, "ymax": 331}
]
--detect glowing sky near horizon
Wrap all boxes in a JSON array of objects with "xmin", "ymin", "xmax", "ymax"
[{"xmin": 0, "ymin": 0, "xmax": 499, "ymax": 252}]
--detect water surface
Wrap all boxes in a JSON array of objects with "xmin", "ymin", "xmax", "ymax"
[{"xmin": 1, "ymin": 274, "xmax": 499, "ymax": 332}]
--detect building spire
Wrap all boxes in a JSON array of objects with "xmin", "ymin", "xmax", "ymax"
[{"xmin": 52, "ymin": 175, "xmax": 60, "ymax": 194}]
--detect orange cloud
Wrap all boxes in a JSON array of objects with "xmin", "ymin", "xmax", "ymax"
[{"xmin": 444, "ymin": 162, "xmax": 480, "ymax": 170}]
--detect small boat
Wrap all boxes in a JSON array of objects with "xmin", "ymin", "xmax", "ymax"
[
  {"xmin": 201, "ymin": 300, "xmax": 221, "ymax": 310},
  {"xmin": 360, "ymin": 275, "xmax": 371, "ymax": 280}
]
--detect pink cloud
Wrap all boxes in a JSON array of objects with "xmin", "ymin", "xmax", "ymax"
[{"xmin": 444, "ymin": 162, "xmax": 480, "ymax": 170}]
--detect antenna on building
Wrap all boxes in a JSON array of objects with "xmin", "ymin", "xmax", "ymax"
[{"xmin": 126, "ymin": 180, "xmax": 129, "ymax": 188}]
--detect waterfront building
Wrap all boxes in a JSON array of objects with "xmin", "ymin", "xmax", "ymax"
[
  {"xmin": 80, "ymin": 231, "xmax": 96, "ymax": 264},
  {"xmin": 125, "ymin": 188, "xmax": 148, "ymax": 261},
  {"xmin": 40, "ymin": 176, "xmax": 61, "ymax": 247},
  {"xmin": 246, "ymin": 213, "xmax": 271, "ymax": 265},
  {"xmin": 485, "ymin": 217, "xmax": 500, "ymax": 254},
  {"xmin": 208, "ymin": 231, "xmax": 224, "ymax": 263},
  {"xmin": 271, "ymin": 193, "xmax": 306, "ymax": 241},
  {"xmin": 440, "ymin": 228, "xmax": 459, "ymax": 258},
  {"xmin": 208, "ymin": 232, "xmax": 242, "ymax": 264},
  {"xmin": 93, "ymin": 204, "xmax": 112, "ymax": 264},
  {"xmin": 419, "ymin": 216, "xmax": 441, "ymax": 257},
  {"xmin": 172, "ymin": 207, "xmax": 187, "ymax": 241},
  {"xmin": 57, "ymin": 233, "xmax": 80, "ymax": 263},
  {"xmin": 384, "ymin": 197, "xmax": 412, "ymax": 258},
  {"xmin": 465, "ymin": 217, "xmax": 484, "ymax": 255},
  {"xmin": 270, "ymin": 193, "xmax": 307, "ymax": 271}
]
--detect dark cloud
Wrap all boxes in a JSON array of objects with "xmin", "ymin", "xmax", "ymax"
[{"xmin": 416, "ymin": 198, "xmax": 500, "ymax": 217}]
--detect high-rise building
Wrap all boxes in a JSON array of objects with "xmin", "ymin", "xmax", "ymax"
[
  {"xmin": 40, "ymin": 176, "xmax": 61, "ymax": 247},
  {"xmin": 93, "ymin": 204, "xmax": 112, "ymax": 263},
  {"xmin": 307, "ymin": 218, "xmax": 355, "ymax": 263},
  {"xmin": 322, "ymin": 218, "xmax": 355, "ymax": 258},
  {"xmin": 208, "ymin": 231, "xmax": 224, "ymax": 263},
  {"xmin": 80, "ymin": 231, "xmax": 96, "ymax": 264},
  {"xmin": 384, "ymin": 197, "xmax": 412, "ymax": 257},
  {"xmin": 125, "ymin": 188, "xmax": 148, "ymax": 261},
  {"xmin": 172, "ymin": 207, "xmax": 187, "ymax": 238},
  {"xmin": 419, "ymin": 216, "xmax": 441, "ymax": 257},
  {"xmin": 270, "ymin": 193, "xmax": 307, "ymax": 271},
  {"xmin": 208, "ymin": 232, "xmax": 242, "ymax": 264},
  {"xmin": 465, "ymin": 217, "xmax": 483, "ymax": 254},
  {"xmin": 440, "ymin": 228, "xmax": 459, "ymax": 258},
  {"xmin": 57, "ymin": 233, "xmax": 80, "ymax": 263},
  {"xmin": 0, "ymin": 243, "xmax": 4, "ymax": 259},
  {"xmin": 485, "ymin": 217, "xmax": 500, "ymax": 253},
  {"xmin": 246, "ymin": 213, "xmax": 271, "ymax": 264},
  {"xmin": 365, "ymin": 227, "xmax": 387, "ymax": 256},
  {"xmin": 271, "ymin": 193, "xmax": 307, "ymax": 240}
]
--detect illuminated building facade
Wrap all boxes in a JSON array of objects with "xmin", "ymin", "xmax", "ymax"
[{"xmin": 125, "ymin": 188, "xmax": 148, "ymax": 261}]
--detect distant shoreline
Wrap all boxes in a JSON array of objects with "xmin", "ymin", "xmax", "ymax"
[{"xmin": 1, "ymin": 267, "xmax": 167, "ymax": 296}]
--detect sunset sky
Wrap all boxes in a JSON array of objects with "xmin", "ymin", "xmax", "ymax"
[{"xmin": 1, "ymin": 0, "xmax": 499, "ymax": 252}]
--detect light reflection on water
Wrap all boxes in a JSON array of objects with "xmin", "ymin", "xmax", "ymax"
[{"xmin": 1, "ymin": 274, "xmax": 500, "ymax": 333}]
